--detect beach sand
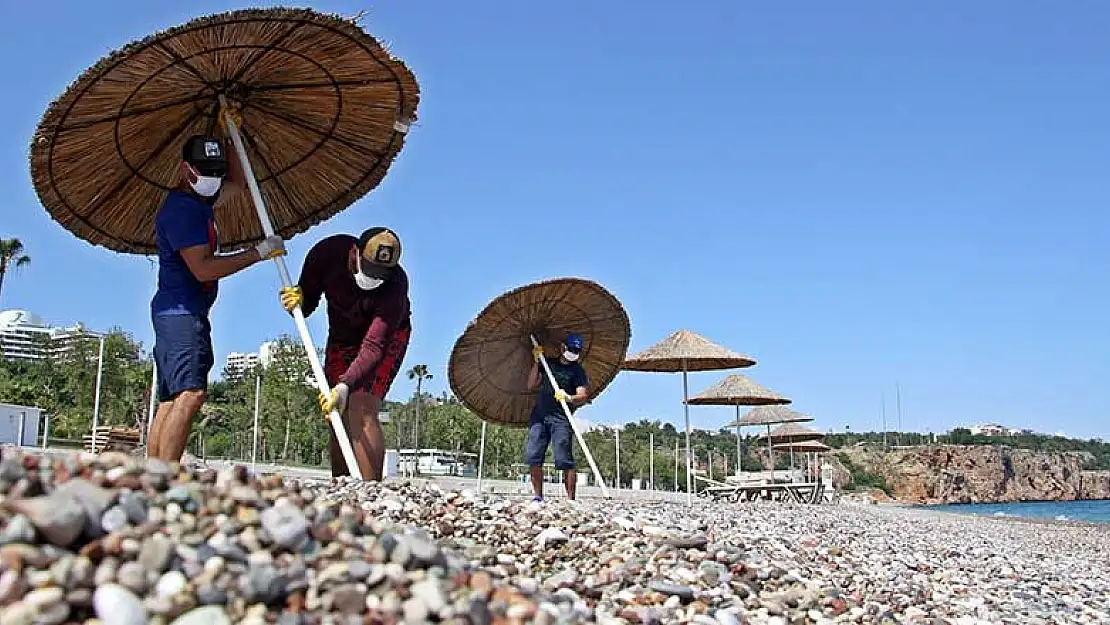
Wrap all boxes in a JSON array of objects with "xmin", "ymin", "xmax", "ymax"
[{"xmin": 0, "ymin": 449, "xmax": 1106, "ymax": 624}]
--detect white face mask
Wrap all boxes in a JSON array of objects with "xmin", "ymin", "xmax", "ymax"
[
  {"xmin": 563, "ymin": 350, "xmax": 580, "ymax": 362},
  {"xmin": 353, "ymin": 269, "xmax": 384, "ymax": 291},
  {"xmin": 189, "ymin": 170, "xmax": 223, "ymax": 198}
]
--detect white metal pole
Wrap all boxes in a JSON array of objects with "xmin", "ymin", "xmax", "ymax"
[
  {"xmin": 17, "ymin": 411, "xmax": 25, "ymax": 447},
  {"xmin": 41, "ymin": 412, "xmax": 50, "ymax": 450},
  {"xmin": 144, "ymin": 361, "xmax": 157, "ymax": 451},
  {"xmin": 220, "ymin": 98, "xmax": 362, "ymax": 479},
  {"xmin": 529, "ymin": 335, "xmax": 610, "ymax": 498},
  {"xmin": 252, "ymin": 374, "xmax": 261, "ymax": 467},
  {"xmin": 649, "ymin": 432, "xmax": 654, "ymax": 491},
  {"xmin": 708, "ymin": 449, "xmax": 713, "ymax": 481},
  {"xmin": 682, "ymin": 362, "xmax": 692, "ymax": 505},
  {"xmin": 735, "ymin": 405, "xmax": 742, "ymax": 476},
  {"xmin": 614, "ymin": 427, "xmax": 620, "ymax": 490},
  {"xmin": 90, "ymin": 335, "xmax": 105, "ymax": 454},
  {"xmin": 673, "ymin": 439, "xmax": 679, "ymax": 491},
  {"xmin": 476, "ymin": 421, "xmax": 487, "ymax": 494}
]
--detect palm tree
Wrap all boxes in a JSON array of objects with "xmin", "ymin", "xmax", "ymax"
[
  {"xmin": 406, "ymin": 364, "xmax": 433, "ymax": 471},
  {"xmin": 0, "ymin": 238, "xmax": 31, "ymax": 307}
]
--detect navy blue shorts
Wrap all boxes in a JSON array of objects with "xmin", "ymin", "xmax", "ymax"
[
  {"xmin": 524, "ymin": 413, "xmax": 576, "ymax": 470},
  {"xmin": 152, "ymin": 313, "xmax": 214, "ymax": 401}
]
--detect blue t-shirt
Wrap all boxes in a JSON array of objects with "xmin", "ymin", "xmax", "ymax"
[
  {"xmin": 530, "ymin": 356, "xmax": 589, "ymax": 421},
  {"xmin": 150, "ymin": 190, "xmax": 220, "ymax": 317}
]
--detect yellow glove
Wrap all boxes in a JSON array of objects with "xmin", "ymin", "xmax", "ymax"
[
  {"xmin": 318, "ymin": 383, "xmax": 350, "ymax": 416},
  {"xmin": 279, "ymin": 286, "xmax": 303, "ymax": 313},
  {"xmin": 532, "ymin": 345, "xmax": 545, "ymax": 361},
  {"xmin": 554, "ymin": 389, "xmax": 568, "ymax": 404},
  {"xmin": 219, "ymin": 102, "xmax": 243, "ymax": 130}
]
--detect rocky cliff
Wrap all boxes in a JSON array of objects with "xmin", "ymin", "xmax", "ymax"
[{"xmin": 826, "ymin": 445, "xmax": 1110, "ymax": 504}]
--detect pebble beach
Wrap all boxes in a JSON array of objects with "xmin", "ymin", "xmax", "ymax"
[{"xmin": 0, "ymin": 450, "xmax": 1107, "ymax": 625}]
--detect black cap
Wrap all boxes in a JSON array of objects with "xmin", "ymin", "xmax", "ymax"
[
  {"xmin": 357, "ymin": 227, "xmax": 402, "ymax": 279},
  {"xmin": 181, "ymin": 135, "xmax": 228, "ymax": 177}
]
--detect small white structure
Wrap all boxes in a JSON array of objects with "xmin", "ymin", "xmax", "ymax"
[{"xmin": 0, "ymin": 403, "xmax": 44, "ymax": 446}]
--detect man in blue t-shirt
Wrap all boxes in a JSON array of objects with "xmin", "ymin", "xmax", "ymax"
[
  {"xmin": 148, "ymin": 134, "xmax": 286, "ymax": 463},
  {"xmin": 524, "ymin": 332, "xmax": 590, "ymax": 501}
]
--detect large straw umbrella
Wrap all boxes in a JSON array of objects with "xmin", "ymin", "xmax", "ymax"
[
  {"xmin": 757, "ymin": 420, "xmax": 823, "ymax": 473},
  {"xmin": 685, "ymin": 374, "xmax": 791, "ymax": 477},
  {"xmin": 773, "ymin": 439, "xmax": 830, "ymax": 482},
  {"xmin": 28, "ymin": 8, "xmax": 420, "ymax": 478},
  {"xmin": 736, "ymin": 405, "xmax": 814, "ymax": 475},
  {"xmin": 621, "ymin": 329, "xmax": 756, "ymax": 505},
  {"xmin": 448, "ymin": 277, "xmax": 632, "ymax": 499}
]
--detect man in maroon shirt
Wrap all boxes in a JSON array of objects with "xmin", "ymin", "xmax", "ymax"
[{"xmin": 278, "ymin": 227, "xmax": 411, "ymax": 480}]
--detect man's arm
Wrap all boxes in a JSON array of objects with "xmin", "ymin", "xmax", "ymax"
[
  {"xmin": 337, "ymin": 295, "xmax": 407, "ymax": 388},
  {"xmin": 165, "ymin": 204, "xmax": 261, "ymax": 282},
  {"xmin": 570, "ymin": 367, "xmax": 590, "ymax": 404},
  {"xmin": 527, "ymin": 358, "xmax": 542, "ymax": 390},
  {"xmin": 296, "ymin": 243, "xmax": 326, "ymax": 318}
]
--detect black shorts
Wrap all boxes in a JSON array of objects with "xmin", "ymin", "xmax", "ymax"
[{"xmin": 152, "ymin": 313, "xmax": 214, "ymax": 401}]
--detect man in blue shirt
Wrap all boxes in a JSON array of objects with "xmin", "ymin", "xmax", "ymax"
[
  {"xmin": 148, "ymin": 134, "xmax": 286, "ymax": 463},
  {"xmin": 524, "ymin": 332, "xmax": 590, "ymax": 501}
]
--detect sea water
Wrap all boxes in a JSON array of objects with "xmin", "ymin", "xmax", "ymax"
[{"xmin": 928, "ymin": 500, "xmax": 1110, "ymax": 523}]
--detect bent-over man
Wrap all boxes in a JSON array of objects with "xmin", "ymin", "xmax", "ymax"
[{"xmin": 279, "ymin": 227, "xmax": 411, "ymax": 480}]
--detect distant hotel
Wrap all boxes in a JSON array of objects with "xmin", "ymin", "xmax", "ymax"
[
  {"xmin": 967, "ymin": 422, "xmax": 1035, "ymax": 437},
  {"xmin": 0, "ymin": 309, "xmax": 100, "ymax": 362}
]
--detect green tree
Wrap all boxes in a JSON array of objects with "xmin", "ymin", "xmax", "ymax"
[
  {"xmin": 0, "ymin": 238, "xmax": 30, "ymax": 307},
  {"xmin": 406, "ymin": 364, "xmax": 433, "ymax": 454}
]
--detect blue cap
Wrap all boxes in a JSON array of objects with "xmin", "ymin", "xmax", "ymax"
[{"xmin": 564, "ymin": 332, "xmax": 585, "ymax": 352}]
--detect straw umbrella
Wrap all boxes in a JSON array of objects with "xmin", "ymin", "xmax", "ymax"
[
  {"xmin": 448, "ymin": 277, "xmax": 632, "ymax": 499},
  {"xmin": 621, "ymin": 330, "xmax": 756, "ymax": 505},
  {"xmin": 757, "ymin": 421, "xmax": 823, "ymax": 473},
  {"xmin": 737, "ymin": 405, "xmax": 814, "ymax": 475},
  {"xmin": 28, "ymin": 8, "xmax": 420, "ymax": 479},
  {"xmin": 685, "ymin": 374, "xmax": 791, "ymax": 478},
  {"xmin": 773, "ymin": 440, "xmax": 830, "ymax": 481}
]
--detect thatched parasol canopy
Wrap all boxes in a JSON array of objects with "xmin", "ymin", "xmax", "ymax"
[
  {"xmin": 448, "ymin": 278, "xmax": 631, "ymax": 427},
  {"xmin": 686, "ymin": 374, "xmax": 791, "ymax": 406},
  {"xmin": 30, "ymin": 7, "xmax": 420, "ymax": 255},
  {"xmin": 757, "ymin": 422, "xmax": 824, "ymax": 444},
  {"xmin": 773, "ymin": 440, "xmax": 830, "ymax": 453},
  {"xmin": 731, "ymin": 405, "xmax": 814, "ymax": 428},
  {"xmin": 621, "ymin": 329, "xmax": 755, "ymax": 372}
]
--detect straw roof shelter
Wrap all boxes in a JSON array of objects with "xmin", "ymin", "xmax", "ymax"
[
  {"xmin": 621, "ymin": 329, "xmax": 755, "ymax": 505},
  {"xmin": 757, "ymin": 421, "xmax": 824, "ymax": 444},
  {"xmin": 29, "ymin": 7, "xmax": 420, "ymax": 255},
  {"xmin": 725, "ymin": 405, "xmax": 814, "ymax": 473},
  {"xmin": 773, "ymin": 440, "xmax": 830, "ymax": 453},
  {"xmin": 448, "ymin": 277, "xmax": 631, "ymax": 427},
  {"xmin": 685, "ymin": 374, "xmax": 791, "ymax": 478}
]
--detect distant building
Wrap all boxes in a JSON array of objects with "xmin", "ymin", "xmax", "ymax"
[
  {"xmin": 224, "ymin": 351, "xmax": 260, "ymax": 380},
  {"xmin": 0, "ymin": 310, "xmax": 100, "ymax": 362},
  {"xmin": 966, "ymin": 422, "xmax": 1035, "ymax": 437}
]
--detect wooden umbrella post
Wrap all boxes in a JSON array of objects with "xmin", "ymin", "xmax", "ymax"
[
  {"xmin": 220, "ymin": 97, "xmax": 363, "ymax": 480},
  {"xmin": 529, "ymin": 335, "xmax": 610, "ymax": 499}
]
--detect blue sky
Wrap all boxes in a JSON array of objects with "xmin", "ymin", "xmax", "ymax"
[{"xmin": 3, "ymin": 2, "xmax": 1109, "ymax": 439}]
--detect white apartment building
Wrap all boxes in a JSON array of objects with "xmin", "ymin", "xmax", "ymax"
[
  {"xmin": 224, "ymin": 351, "xmax": 261, "ymax": 380},
  {"xmin": 0, "ymin": 310, "xmax": 100, "ymax": 362}
]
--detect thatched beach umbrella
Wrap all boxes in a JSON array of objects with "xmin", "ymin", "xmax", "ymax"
[
  {"xmin": 773, "ymin": 440, "xmax": 830, "ymax": 453},
  {"xmin": 758, "ymin": 421, "xmax": 823, "ymax": 473},
  {"xmin": 621, "ymin": 329, "xmax": 755, "ymax": 505},
  {"xmin": 28, "ymin": 8, "xmax": 421, "ymax": 479},
  {"xmin": 448, "ymin": 277, "xmax": 632, "ymax": 498},
  {"xmin": 685, "ymin": 374, "xmax": 791, "ymax": 477},
  {"xmin": 734, "ymin": 405, "xmax": 814, "ymax": 474}
]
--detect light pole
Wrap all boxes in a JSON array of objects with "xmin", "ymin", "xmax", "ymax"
[
  {"xmin": 649, "ymin": 432, "xmax": 654, "ymax": 491},
  {"xmin": 90, "ymin": 334, "xmax": 106, "ymax": 453},
  {"xmin": 252, "ymin": 374, "xmax": 261, "ymax": 466},
  {"xmin": 614, "ymin": 427, "xmax": 620, "ymax": 490}
]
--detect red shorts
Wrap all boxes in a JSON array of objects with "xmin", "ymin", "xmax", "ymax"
[{"xmin": 324, "ymin": 325, "xmax": 411, "ymax": 399}]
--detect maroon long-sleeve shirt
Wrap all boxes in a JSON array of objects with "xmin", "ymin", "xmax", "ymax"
[{"xmin": 296, "ymin": 234, "xmax": 411, "ymax": 388}]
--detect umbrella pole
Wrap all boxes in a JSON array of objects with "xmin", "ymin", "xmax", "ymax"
[
  {"xmin": 476, "ymin": 421, "xmax": 487, "ymax": 494},
  {"xmin": 682, "ymin": 362, "xmax": 693, "ymax": 506},
  {"xmin": 766, "ymin": 424, "xmax": 774, "ymax": 480},
  {"xmin": 735, "ymin": 405, "xmax": 742, "ymax": 477},
  {"xmin": 529, "ymin": 335, "xmax": 610, "ymax": 499},
  {"xmin": 219, "ymin": 99, "xmax": 362, "ymax": 481}
]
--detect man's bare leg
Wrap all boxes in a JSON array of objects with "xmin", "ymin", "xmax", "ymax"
[
  {"xmin": 328, "ymin": 392, "xmax": 384, "ymax": 480},
  {"xmin": 530, "ymin": 465, "xmax": 545, "ymax": 499},
  {"xmin": 151, "ymin": 389, "xmax": 205, "ymax": 463},
  {"xmin": 148, "ymin": 401, "xmax": 174, "ymax": 459},
  {"xmin": 563, "ymin": 468, "xmax": 577, "ymax": 500}
]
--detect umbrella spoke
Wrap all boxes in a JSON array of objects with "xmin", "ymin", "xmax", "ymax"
[
  {"xmin": 56, "ymin": 92, "xmax": 213, "ymax": 134},
  {"xmin": 154, "ymin": 41, "xmax": 217, "ymax": 88},
  {"xmin": 84, "ymin": 107, "xmax": 206, "ymax": 221},
  {"xmin": 245, "ymin": 101, "xmax": 385, "ymax": 159},
  {"xmin": 225, "ymin": 21, "xmax": 309, "ymax": 87},
  {"xmin": 250, "ymin": 78, "xmax": 400, "ymax": 92},
  {"xmin": 238, "ymin": 128, "xmax": 306, "ymax": 225}
]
